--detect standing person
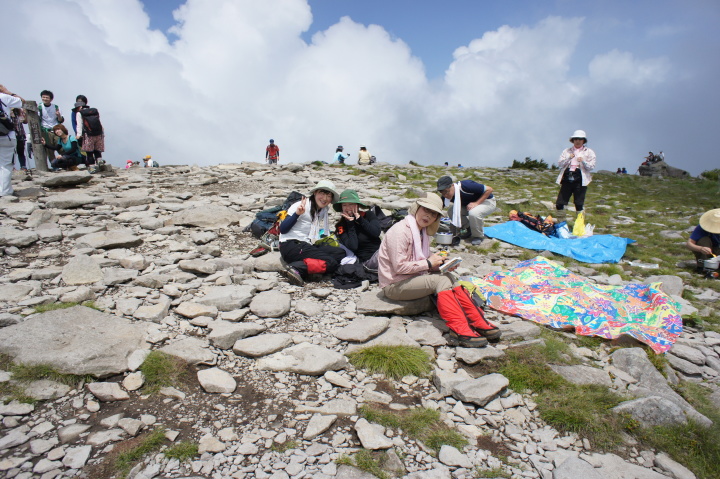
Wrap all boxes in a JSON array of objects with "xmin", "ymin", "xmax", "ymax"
[
  {"xmin": 437, "ymin": 175, "xmax": 496, "ymax": 245},
  {"xmin": 41, "ymin": 124, "xmax": 82, "ymax": 171},
  {"xmin": 71, "ymin": 95, "xmax": 88, "ymax": 137},
  {"xmin": 11, "ymin": 108, "xmax": 28, "ymax": 172},
  {"xmin": 278, "ymin": 180, "xmax": 347, "ymax": 286},
  {"xmin": 378, "ymin": 193, "xmax": 500, "ymax": 347},
  {"xmin": 266, "ymin": 139, "xmax": 280, "ymax": 165},
  {"xmin": 334, "ymin": 189, "xmax": 382, "ymax": 268},
  {"xmin": 358, "ymin": 145, "xmax": 372, "ymax": 165},
  {"xmin": 334, "ymin": 146, "xmax": 349, "ymax": 164},
  {"xmin": 76, "ymin": 98, "xmax": 104, "ymax": 169},
  {"xmin": 686, "ymin": 209, "xmax": 720, "ymax": 271},
  {"xmin": 658, "ymin": 151, "xmax": 665, "ymax": 162},
  {"xmin": 0, "ymin": 85, "xmax": 24, "ymax": 196},
  {"xmin": 38, "ymin": 90, "xmax": 64, "ymax": 151},
  {"xmin": 555, "ymin": 129, "xmax": 596, "ymax": 222}
]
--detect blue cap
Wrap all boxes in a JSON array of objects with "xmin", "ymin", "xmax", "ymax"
[{"xmin": 269, "ymin": 139, "xmax": 274, "ymax": 143}]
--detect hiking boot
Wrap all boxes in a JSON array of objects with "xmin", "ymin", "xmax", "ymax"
[
  {"xmin": 470, "ymin": 236, "xmax": 484, "ymax": 246},
  {"xmin": 473, "ymin": 325, "xmax": 502, "ymax": 342},
  {"xmin": 447, "ymin": 331, "xmax": 488, "ymax": 348},
  {"xmin": 279, "ymin": 265, "xmax": 305, "ymax": 286}
]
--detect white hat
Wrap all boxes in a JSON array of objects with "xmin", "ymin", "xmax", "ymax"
[
  {"xmin": 569, "ymin": 130, "xmax": 587, "ymax": 142},
  {"xmin": 309, "ymin": 180, "xmax": 340, "ymax": 203}
]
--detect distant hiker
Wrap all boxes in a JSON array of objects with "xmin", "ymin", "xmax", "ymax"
[
  {"xmin": 457, "ymin": 164, "xmax": 463, "ymax": 168},
  {"xmin": 616, "ymin": 168, "xmax": 622, "ymax": 174},
  {"xmin": 278, "ymin": 180, "xmax": 346, "ymax": 286},
  {"xmin": 621, "ymin": 167, "xmax": 627, "ymax": 174},
  {"xmin": 437, "ymin": 175, "xmax": 496, "ymax": 245},
  {"xmin": 266, "ymin": 139, "xmax": 279, "ymax": 165},
  {"xmin": 11, "ymin": 108, "xmax": 28, "ymax": 172},
  {"xmin": 71, "ymin": 95, "xmax": 87, "ymax": 137},
  {"xmin": 358, "ymin": 145, "xmax": 372, "ymax": 165},
  {"xmin": 76, "ymin": 97, "xmax": 105, "ymax": 170},
  {"xmin": 0, "ymin": 85, "xmax": 24, "ymax": 196},
  {"xmin": 686, "ymin": 209, "xmax": 720, "ymax": 271},
  {"xmin": 126, "ymin": 160, "xmax": 133, "ymax": 169},
  {"xmin": 377, "ymin": 192, "xmax": 500, "ymax": 348},
  {"xmin": 334, "ymin": 146, "xmax": 349, "ymax": 164},
  {"xmin": 38, "ymin": 90, "xmax": 64, "ymax": 152},
  {"xmin": 444, "ymin": 162, "xmax": 449, "ymax": 166},
  {"xmin": 41, "ymin": 124, "xmax": 82, "ymax": 171},
  {"xmin": 143, "ymin": 155, "xmax": 158, "ymax": 167},
  {"xmin": 555, "ymin": 130, "xmax": 596, "ymax": 222},
  {"xmin": 658, "ymin": 151, "xmax": 665, "ymax": 162},
  {"xmin": 334, "ymin": 189, "xmax": 382, "ymax": 270}
]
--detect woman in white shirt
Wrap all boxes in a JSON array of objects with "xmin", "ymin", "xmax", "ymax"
[
  {"xmin": 555, "ymin": 130, "xmax": 596, "ymax": 220},
  {"xmin": 278, "ymin": 180, "xmax": 346, "ymax": 286}
]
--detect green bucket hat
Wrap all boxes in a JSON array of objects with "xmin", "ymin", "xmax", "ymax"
[{"xmin": 333, "ymin": 189, "xmax": 367, "ymax": 211}]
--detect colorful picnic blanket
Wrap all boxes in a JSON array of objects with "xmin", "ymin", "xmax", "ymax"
[
  {"xmin": 466, "ymin": 256, "xmax": 682, "ymax": 353},
  {"xmin": 483, "ymin": 221, "xmax": 634, "ymax": 263}
]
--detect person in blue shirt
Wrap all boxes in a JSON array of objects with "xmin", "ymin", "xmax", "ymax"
[
  {"xmin": 687, "ymin": 209, "xmax": 720, "ymax": 270},
  {"xmin": 334, "ymin": 146, "xmax": 349, "ymax": 164},
  {"xmin": 437, "ymin": 175, "xmax": 496, "ymax": 245}
]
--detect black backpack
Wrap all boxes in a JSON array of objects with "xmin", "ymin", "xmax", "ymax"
[
  {"xmin": 0, "ymin": 100, "xmax": 13, "ymax": 136},
  {"xmin": 79, "ymin": 108, "xmax": 103, "ymax": 136}
]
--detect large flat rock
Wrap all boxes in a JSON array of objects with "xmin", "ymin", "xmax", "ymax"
[
  {"xmin": 171, "ymin": 204, "xmax": 243, "ymax": 229},
  {"xmin": 75, "ymin": 229, "xmax": 143, "ymax": 250},
  {"xmin": 356, "ymin": 290, "xmax": 434, "ymax": 316},
  {"xmin": 36, "ymin": 171, "xmax": 92, "ymax": 187},
  {"xmin": 0, "ymin": 306, "xmax": 148, "ymax": 378}
]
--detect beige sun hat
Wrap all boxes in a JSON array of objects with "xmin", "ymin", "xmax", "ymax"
[
  {"xmin": 699, "ymin": 208, "xmax": 720, "ymax": 234},
  {"xmin": 415, "ymin": 192, "xmax": 444, "ymax": 215},
  {"xmin": 308, "ymin": 180, "xmax": 340, "ymax": 203}
]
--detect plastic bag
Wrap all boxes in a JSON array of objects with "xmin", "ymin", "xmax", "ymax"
[
  {"xmin": 572, "ymin": 211, "xmax": 586, "ymax": 236},
  {"xmin": 556, "ymin": 223, "xmax": 571, "ymax": 239},
  {"xmin": 583, "ymin": 224, "xmax": 595, "ymax": 237}
]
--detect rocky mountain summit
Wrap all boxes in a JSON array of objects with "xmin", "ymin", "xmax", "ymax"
[{"xmin": 0, "ymin": 163, "xmax": 718, "ymax": 479}]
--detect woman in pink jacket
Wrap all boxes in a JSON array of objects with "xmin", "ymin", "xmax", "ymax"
[
  {"xmin": 555, "ymin": 129, "xmax": 596, "ymax": 220},
  {"xmin": 377, "ymin": 193, "xmax": 500, "ymax": 348}
]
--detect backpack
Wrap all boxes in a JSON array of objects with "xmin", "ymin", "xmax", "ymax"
[
  {"xmin": 0, "ymin": 100, "xmax": 13, "ymax": 136},
  {"xmin": 246, "ymin": 191, "xmax": 304, "ymax": 255},
  {"xmin": 510, "ymin": 211, "xmax": 557, "ymax": 236},
  {"xmin": 79, "ymin": 108, "xmax": 103, "ymax": 136}
]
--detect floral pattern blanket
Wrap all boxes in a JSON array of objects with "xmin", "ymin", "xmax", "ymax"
[{"xmin": 467, "ymin": 257, "xmax": 682, "ymax": 353}]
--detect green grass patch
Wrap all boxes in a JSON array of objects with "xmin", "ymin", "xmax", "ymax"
[
  {"xmin": 337, "ymin": 450, "xmax": 390, "ymax": 479},
  {"xmin": 347, "ymin": 345, "xmax": 432, "ymax": 379},
  {"xmin": 474, "ymin": 466, "xmax": 511, "ymax": 478},
  {"xmin": 359, "ymin": 405, "xmax": 467, "ymax": 452},
  {"xmin": 32, "ymin": 301, "xmax": 100, "ymax": 314},
  {"xmin": 9, "ymin": 363, "xmax": 92, "ymax": 386},
  {"xmin": 115, "ymin": 428, "xmax": 167, "ymax": 476},
  {"xmin": 271, "ymin": 440, "xmax": 299, "ymax": 453},
  {"xmin": 164, "ymin": 441, "xmax": 198, "ymax": 461},
  {"xmin": 643, "ymin": 348, "xmax": 669, "ymax": 377},
  {"xmin": 139, "ymin": 351, "xmax": 188, "ymax": 394}
]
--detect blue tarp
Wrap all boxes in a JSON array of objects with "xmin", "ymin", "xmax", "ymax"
[{"xmin": 484, "ymin": 221, "xmax": 635, "ymax": 264}]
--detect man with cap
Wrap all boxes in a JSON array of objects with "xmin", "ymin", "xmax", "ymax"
[
  {"xmin": 686, "ymin": 209, "xmax": 720, "ymax": 271},
  {"xmin": 266, "ymin": 139, "xmax": 280, "ymax": 165},
  {"xmin": 437, "ymin": 175, "xmax": 496, "ymax": 245}
]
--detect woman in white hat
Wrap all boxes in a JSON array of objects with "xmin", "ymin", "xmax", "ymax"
[
  {"xmin": 278, "ymin": 180, "xmax": 346, "ymax": 286},
  {"xmin": 358, "ymin": 145, "xmax": 372, "ymax": 166},
  {"xmin": 555, "ymin": 130, "xmax": 596, "ymax": 220},
  {"xmin": 686, "ymin": 208, "xmax": 720, "ymax": 270},
  {"xmin": 377, "ymin": 193, "xmax": 500, "ymax": 348}
]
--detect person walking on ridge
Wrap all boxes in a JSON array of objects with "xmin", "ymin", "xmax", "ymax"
[{"xmin": 266, "ymin": 139, "xmax": 280, "ymax": 165}]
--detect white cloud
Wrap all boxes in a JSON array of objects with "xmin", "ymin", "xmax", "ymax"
[{"xmin": 6, "ymin": 0, "xmax": 711, "ymax": 175}]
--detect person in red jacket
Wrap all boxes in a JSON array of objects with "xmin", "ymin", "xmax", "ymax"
[{"xmin": 266, "ymin": 139, "xmax": 280, "ymax": 165}]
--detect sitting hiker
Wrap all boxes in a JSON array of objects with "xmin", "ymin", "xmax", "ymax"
[
  {"xmin": 41, "ymin": 124, "xmax": 82, "ymax": 171},
  {"xmin": 334, "ymin": 146, "xmax": 349, "ymax": 164},
  {"xmin": 278, "ymin": 180, "xmax": 347, "ymax": 286},
  {"xmin": 686, "ymin": 208, "xmax": 720, "ymax": 270},
  {"xmin": 143, "ymin": 155, "xmax": 158, "ymax": 167},
  {"xmin": 334, "ymin": 189, "xmax": 382, "ymax": 270},
  {"xmin": 378, "ymin": 193, "xmax": 500, "ymax": 348},
  {"xmin": 358, "ymin": 145, "xmax": 372, "ymax": 165},
  {"xmin": 437, "ymin": 175, "xmax": 496, "ymax": 245}
]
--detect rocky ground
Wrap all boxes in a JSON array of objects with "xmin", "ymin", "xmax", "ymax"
[{"xmin": 0, "ymin": 163, "xmax": 718, "ymax": 479}]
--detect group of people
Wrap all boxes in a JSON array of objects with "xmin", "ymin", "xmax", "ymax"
[
  {"xmin": 334, "ymin": 145, "xmax": 376, "ymax": 165},
  {"xmin": 0, "ymin": 84, "xmax": 106, "ymax": 192},
  {"xmin": 37, "ymin": 91, "xmax": 105, "ymax": 172},
  {"xmin": 642, "ymin": 151, "xmax": 665, "ymax": 165},
  {"xmin": 276, "ymin": 180, "xmax": 500, "ymax": 348},
  {"xmin": 615, "ymin": 168, "xmax": 628, "ymax": 174}
]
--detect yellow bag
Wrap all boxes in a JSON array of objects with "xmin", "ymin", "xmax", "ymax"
[{"xmin": 573, "ymin": 211, "xmax": 586, "ymax": 236}]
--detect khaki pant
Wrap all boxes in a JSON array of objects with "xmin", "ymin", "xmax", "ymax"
[
  {"xmin": 383, "ymin": 273, "xmax": 455, "ymax": 301},
  {"xmin": 448, "ymin": 197, "xmax": 496, "ymax": 239}
]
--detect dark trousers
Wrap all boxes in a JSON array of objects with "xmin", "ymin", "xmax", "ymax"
[
  {"xmin": 279, "ymin": 240, "xmax": 346, "ymax": 278},
  {"xmin": 556, "ymin": 169, "xmax": 587, "ymax": 211},
  {"xmin": 84, "ymin": 150, "xmax": 100, "ymax": 166},
  {"xmin": 14, "ymin": 138, "xmax": 26, "ymax": 169},
  {"xmin": 51, "ymin": 155, "xmax": 79, "ymax": 169}
]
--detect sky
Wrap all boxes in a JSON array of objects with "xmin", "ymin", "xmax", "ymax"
[{"xmin": 6, "ymin": 0, "xmax": 719, "ymax": 176}]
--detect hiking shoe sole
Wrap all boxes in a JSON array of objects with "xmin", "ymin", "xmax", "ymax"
[
  {"xmin": 279, "ymin": 264, "xmax": 305, "ymax": 286},
  {"xmin": 475, "ymin": 327, "xmax": 502, "ymax": 342},
  {"xmin": 447, "ymin": 332, "xmax": 488, "ymax": 348}
]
